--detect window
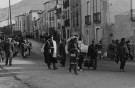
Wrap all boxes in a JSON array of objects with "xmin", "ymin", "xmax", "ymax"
[
  {"xmin": 93, "ymin": 12, "xmax": 101, "ymax": 23},
  {"xmin": 76, "ymin": 13, "xmax": 79, "ymax": 26},
  {"xmin": 73, "ymin": 12, "xmax": 75, "ymax": 26},
  {"xmin": 63, "ymin": 0, "xmax": 69, "ymax": 9},
  {"xmin": 20, "ymin": 21, "xmax": 21, "ymax": 26},
  {"xmin": 67, "ymin": 30, "xmax": 70, "ymax": 39},
  {"xmin": 93, "ymin": 0, "xmax": 101, "ymax": 23},
  {"xmin": 85, "ymin": 15, "xmax": 91, "ymax": 25}
]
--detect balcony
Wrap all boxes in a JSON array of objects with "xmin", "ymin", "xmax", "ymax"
[
  {"xmin": 49, "ymin": 17, "xmax": 51, "ymax": 21},
  {"xmin": 93, "ymin": 12, "xmax": 101, "ymax": 24},
  {"xmin": 64, "ymin": 19, "xmax": 70, "ymax": 27},
  {"xmin": 56, "ymin": 8, "xmax": 62, "ymax": 14},
  {"xmin": 85, "ymin": 15, "xmax": 91, "ymax": 25},
  {"xmin": 49, "ymin": 17, "xmax": 55, "ymax": 21},
  {"xmin": 52, "ymin": 16, "xmax": 54, "ymax": 20}
]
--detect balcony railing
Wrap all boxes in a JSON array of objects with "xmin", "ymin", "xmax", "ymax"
[
  {"xmin": 64, "ymin": 19, "xmax": 70, "ymax": 27},
  {"xmin": 56, "ymin": 8, "xmax": 62, "ymax": 14},
  {"xmin": 85, "ymin": 15, "xmax": 91, "ymax": 25},
  {"xmin": 93, "ymin": 12, "xmax": 101, "ymax": 24},
  {"xmin": 49, "ymin": 17, "xmax": 55, "ymax": 21}
]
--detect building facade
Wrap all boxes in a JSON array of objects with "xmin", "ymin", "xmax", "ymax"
[
  {"xmin": 15, "ymin": 14, "xmax": 26, "ymax": 36},
  {"xmin": 70, "ymin": 0, "xmax": 82, "ymax": 37},
  {"xmin": 112, "ymin": 12, "xmax": 135, "ymax": 41},
  {"xmin": 81, "ymin": 0, "xmax": 108, "ymax": 47},
  {"xmin": 62, "ymin": 0, "xmax": 70, "ymax": 39},
  {"xmin": 27, "ymin": 10, "xmax": 40, "ymax": 37}
]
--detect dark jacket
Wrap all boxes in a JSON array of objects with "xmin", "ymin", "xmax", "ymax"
[
  {"xmin": 117, "ymin": 42, "xmax": 129, "ymax": 61},
  {"xmin": 0, "ymin": 42, "xmax": 4, "ymax": 51},
  {"xmin": 4, "ymin": 41, "xmax": 14, "ymax": 53},
  {"xmin": 88, "ymin": 44, "xmax": 97, "ymax": 59}
]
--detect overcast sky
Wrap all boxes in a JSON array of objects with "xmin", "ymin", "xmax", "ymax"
[{"xmin": 0, "ymin": 0, "xmax": 23, "ymax": 8}]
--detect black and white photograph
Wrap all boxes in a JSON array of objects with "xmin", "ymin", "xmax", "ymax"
[{"xmin": 0, "ymin": 0, "xmax": 135, "ymax": 88}]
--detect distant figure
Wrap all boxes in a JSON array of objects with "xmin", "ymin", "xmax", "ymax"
[
  {"xmin": 126, "ymin": 40, "xmax": 133, "ymax": 60},
  {"xmin": 109, "ymin": 40, "xmax": 117, "ymax": 60},
  {"xmin": 97, "ymin": 40, "xmax": 102, "ymax": 59},
  {"xmin": 26, "ymin": 39, "xmax": 32, "ymax": 56}
]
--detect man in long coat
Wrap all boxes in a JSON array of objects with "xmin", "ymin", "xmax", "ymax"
[{"xmin": 43, "ymin": 35, "xmax": 57, "ymax": 70}]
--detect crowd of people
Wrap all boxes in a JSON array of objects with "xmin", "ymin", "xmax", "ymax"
[
  {"xmin": 42, "ymin": 34, "xmax": 104, "ymax": 74},
  {"xmin": 0, "ymin": 36, "xmax": 32, "ymax": 66},
  {"xmin": 20, "ymin": 39, "xmax": 32, "ymax": 58},
  {"xmin": 108, "ymin": 38, "xmax": 133, "ymax": 71},
  {"xmin": 42, "ymin": 34, "xmax": 133, "ymax": 74},
  {"xmin": 0, "ymin": 34, "xmax": 132, "ymax": 74}
]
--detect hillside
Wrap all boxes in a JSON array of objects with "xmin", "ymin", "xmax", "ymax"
[
  {"xmin": 0, "ymin": 0, "xmax": 131, "ymax": 23},
  {"xmin": 0, "ymin": 0, "xmax": 47, "ymax": 22}
]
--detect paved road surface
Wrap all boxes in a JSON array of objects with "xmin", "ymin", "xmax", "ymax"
[{"xmin": 0, "ymin": 39, "xmax": 135, "ymax": 88}]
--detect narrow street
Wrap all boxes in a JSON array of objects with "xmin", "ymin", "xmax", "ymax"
[{"xmin": 0, "ymin": 39, "xmax": 135, "ymax": 88}]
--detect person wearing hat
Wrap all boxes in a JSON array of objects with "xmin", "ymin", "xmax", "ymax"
[{"xmin": 117, "ymin": 38, "xmax": 129, "ymax": 72}]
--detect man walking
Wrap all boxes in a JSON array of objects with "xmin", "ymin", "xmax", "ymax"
[
  {"xmin": 4, "ymin": 38, "xmax": 14, "ymax": 66},
  {"xmin": 117, "ymin": 38, "xmax": 129, "ymax": 72},
  {"xmin": 43, "ymin": 35, "xmax": 58, "ymax": 70}
]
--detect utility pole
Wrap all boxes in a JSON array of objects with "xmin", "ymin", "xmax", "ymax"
[{"xmin": 9, "ymin": 0, "xmax": 12, "ymax": 35}]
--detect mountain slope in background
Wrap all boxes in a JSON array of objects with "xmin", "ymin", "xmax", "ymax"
[
  {"xmin": 0, "ymin": 0, "xmax": 131, "ymax": 23},
  {"xmin": 0, "ymin": 0, "xmax": 47, "ymax": 22}
]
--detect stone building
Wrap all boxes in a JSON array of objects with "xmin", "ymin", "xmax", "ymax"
[
  {"xmin": 81, "ymin": 0, "xmax": 108, "ymax": 49},
  {"xmin": 70, "ymin": 0, "xmax": 82, "ymax": 37},
  {"xmin": 27, "ymin": 10, "xmax": 40, "ymax": 37},
  {"xmin": 63, "ymin": 0, "xmax": 71, "ymax": 39},
  {"xmin": 15, "ymin": 14, "xmax": 26, "ymax": 36}
]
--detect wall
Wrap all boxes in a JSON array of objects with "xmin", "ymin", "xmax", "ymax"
[
  {"xmin": 113, "ymin": 13, "xmax": 135, "ymax": 41},
  {"xmin": 81, "ymin": 0, "xmax": 108, "ymax": 46}
]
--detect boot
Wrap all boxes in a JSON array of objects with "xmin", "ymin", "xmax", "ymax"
[{"xmin": 53, "ymin": 63, "xmax": 58, "ymax": 70}]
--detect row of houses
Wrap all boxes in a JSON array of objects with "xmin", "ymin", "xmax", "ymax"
[{"xmin": 15, "ymin": 0, "xmax": 110, "ymax": 50}]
